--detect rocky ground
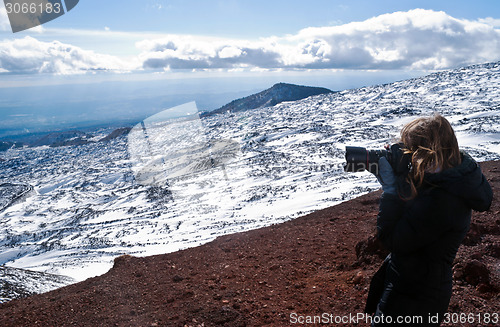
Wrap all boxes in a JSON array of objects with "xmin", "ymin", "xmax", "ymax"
[{"xmin": 0, "ymin": 161, "xmax": 498, "ymax": 326}]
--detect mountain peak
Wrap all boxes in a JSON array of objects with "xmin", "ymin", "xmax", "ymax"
[
  {"xmin": 204, "ymin": 83, "xmax": 333, "ymax": 116},
  {"xmin": 270, "ymin": 82, "xmax": 296, "ymax": 88}
]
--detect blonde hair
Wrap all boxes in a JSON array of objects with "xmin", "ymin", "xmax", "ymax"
[{"xmin": 400, "ymin": 114, "xmax": 461, "ymax": 198}]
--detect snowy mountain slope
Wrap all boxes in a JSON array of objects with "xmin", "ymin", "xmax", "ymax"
[
  {"xmin": 0, "ymin": 183, "xmax": 34, "ymax": 213},
  {"xmin": 0, "ymin": 266, "xmax": 74, "ymax": 303},
  {"xmin": 30, "ymin": 131, "xmax": 93, "ymax": 148},
  {"xmin": 0, "ymin": 62, "xmax": 499, "ymax": 292}
]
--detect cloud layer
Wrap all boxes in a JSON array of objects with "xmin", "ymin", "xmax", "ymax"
[
  {"xmin": 0, "ymin": 36, "xmax": 133, "ymax": 74},
  {"xmin": 1, "ymin": 9, "xmax": 500, "ymax": 74},
  {"xmin": 138, "ymin": 9, "xmax": 500, "ymax": 71}
]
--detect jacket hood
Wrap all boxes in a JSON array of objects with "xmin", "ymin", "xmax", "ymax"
[{"xmin": 424, "ymin": 152, "xmax": 493, "ymax": 212}]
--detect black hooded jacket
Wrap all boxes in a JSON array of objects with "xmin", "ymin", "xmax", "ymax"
[{"xmin": 373, "ymin": 152, "xmax": 492, "ymax": 325}]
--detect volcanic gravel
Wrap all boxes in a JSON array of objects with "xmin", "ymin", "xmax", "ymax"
[{"xmin": 0, "ymin": 161, "xmax": 498, "ymax": 326}]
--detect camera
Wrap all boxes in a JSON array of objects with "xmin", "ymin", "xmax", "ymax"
[{"xmin": 344, "ymin": 143, "xmax": 410, "ymax": 176}]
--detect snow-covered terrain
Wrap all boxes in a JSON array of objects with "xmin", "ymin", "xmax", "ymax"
[
  {"xmin": 0, "ymin": 266, "xmax": 74, "ymax": 303},
  {"xmin": 0, "ymin": 62, "xmax": 499, "ymax": 297}
]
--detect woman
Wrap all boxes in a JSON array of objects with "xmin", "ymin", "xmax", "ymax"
[{"xmin": 369, "ymin": 114, "xmax": 492, "ymax": 326}]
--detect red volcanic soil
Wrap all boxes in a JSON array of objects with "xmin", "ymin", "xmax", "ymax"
[{"xmin": 0, "ymin": 161, "xmax": 499, "ymax": 327}]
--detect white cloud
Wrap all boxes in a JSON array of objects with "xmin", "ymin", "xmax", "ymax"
[
  {"xmin": 136, "ymin": 35, "xmax": 282, "ymax": 70},
  {"xmin": 478, "ymin": 17, "xmax": 500, "ymax": 28},
  {"xmin": 137, "ymin": 9, "xmax": 500, "ymax": 71},
  {"xmin": 218, "ymin": 46, "xmax": 243, "ymax": 59},
  {"xmin": 0, "ymin": 36, "xmax": 137, "ymax": 74},
  {"xmin": 1, "ymin": 9, "xmax": 500, "ymax": 75}
]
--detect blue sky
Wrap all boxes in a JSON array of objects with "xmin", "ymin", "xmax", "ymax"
[{"xmin": 45, "ymin": 1, "xmax": 500, "ymax": 37}]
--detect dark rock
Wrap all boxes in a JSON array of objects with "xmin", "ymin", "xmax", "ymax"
[
  {"xmin": 208, "ymin": 306, "xmax": 242, "ymax": 325},
  {"xmin": 463, "ymin": 223, "xmax": 482, "ymax": 246},
  {"xmin": 172, "ymin": 275, "xmax": 184, "ymax": 283},
  {"xmin": 476, "ymin": 283, "xmax": 493, "ymax": 294},
  {"xmin": 464, "ymin": 260, "xmax": 490, "ymax": 286},
  {"xmin": 486, "ymin": 243, "xmax": 500, "ymax": 258},
  {"xmin": 469, "ymin": 251, "xmax": 483, "ymax": 260},
  {"xmin": 355, "ymin": 235, "xmax": 389, "ymax": 263},
  {"xmin": 453, "ymin": 264, "xmax": 465, "ymax": 280},
  {"xmin": 113, "ymin": 254, "xmax": 135, "ymax": 269}
]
